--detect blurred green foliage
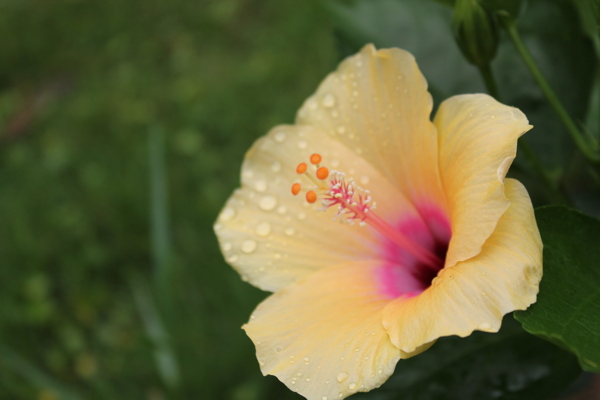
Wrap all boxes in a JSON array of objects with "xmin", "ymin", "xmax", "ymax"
[{"xmin": 0, "ymin": 0, "xmax": 334, "ymax": 398}]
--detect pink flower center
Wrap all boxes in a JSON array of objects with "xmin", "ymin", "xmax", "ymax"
[{"xmin": 292, "ymin": 154, "xmax": 451, "ymax": 299}]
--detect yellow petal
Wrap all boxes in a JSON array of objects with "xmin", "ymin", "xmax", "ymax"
[
  {"xmin": 296, "ymin": 45, "xmax": 449, "ymax": 242},
  {"xmin": 215, "ymin": 124, "xmax": 423, "ymax": 292},
  {"xmin": 434, "ymin": 94, "xmax": 532, "ymax": 267},
  {"xmin": 382, "ymin": 179, "xmax": 542, "ymax": 353},
  {"xmin": 243, "ymin": 261, "xmax": 401, "ymax": 400}
]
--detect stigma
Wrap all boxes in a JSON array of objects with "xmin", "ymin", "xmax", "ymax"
[{"xmin": 291, "ymin": 154, "xmax": 444, "ymax": 271}]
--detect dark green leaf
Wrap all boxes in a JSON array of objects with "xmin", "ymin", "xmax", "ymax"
[
  {"xmin": 515, "ymin": 206, "xmax": 600, "ymax": 372},
  {"xmin": 353, "ymin": 316, "xmax": 580, "ymax": 400}
]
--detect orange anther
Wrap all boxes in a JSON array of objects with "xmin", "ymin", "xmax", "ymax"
[
  {"xmin": 291, "ymin": 183, "xmax": 301, "ymax": 195},
  {"xmin": 316, "ymin": 167, "xmax": 329, "ymax": 180},
  {"xmin": 306, "ymin": 190, "xmax": 317, "ymax": 203},
  {"xmin": 296, "ymin": 163, "xmax": 307, "ymax": 174},
  {"xmin": 310, "ymin": 153, "xmax": 322, "ymax": 165}
]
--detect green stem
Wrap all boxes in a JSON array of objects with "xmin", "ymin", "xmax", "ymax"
[
  {"xmin": 477, "ymin": 62, "xmax": 569, "ymax": 205},
  {"xmin": 478, "ymin": 64, "xmax": 500, "ymax": 100},
  {"xmin": 502, "ymin": 17, "xmax": 600, "ymax": 164}
]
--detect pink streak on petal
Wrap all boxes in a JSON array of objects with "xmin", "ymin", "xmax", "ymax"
[{"xmin": 376, "ymin": 207, "xmax": 451, "ymax": 299}]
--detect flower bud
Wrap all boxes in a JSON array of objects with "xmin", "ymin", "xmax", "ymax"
[{"xmin": 452, "ymin": 0, "xmax": 499, "ymax": 68}]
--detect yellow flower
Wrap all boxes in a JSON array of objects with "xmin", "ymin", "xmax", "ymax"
[{"xmin": 214, "ymin": 45, "xmax": 542, "ymax": 400}]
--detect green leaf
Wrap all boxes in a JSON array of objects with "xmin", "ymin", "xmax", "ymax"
[
  {"xmin": 352, "ymin": 316, "xmax": 580, "ymax": 400},
  {"xmin": 515, "ymin": 206, "xmax": 600, "ymax": 372}
]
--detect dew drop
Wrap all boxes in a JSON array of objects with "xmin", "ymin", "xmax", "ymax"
[
  {"xmin": 491, "ymin": 115, "xmax": 496, "ymax": 119},
  {"xmin": 284, "ymin": 227, "xmax": 296, "ymax": 236},
  {"xmin": 275, "ymin": 346, "xmax": 283, "ymax": 353},
  {"xmin": 330, "ymin": 159, "xmax": 340, "ymax": 168},
  {"xmin": 241, "ymin": 240, "xmax": 257, "ymax": 254},
  {"xmin": 297, "ymin": 212, "xmax": 306, "ymax": 220},
  {"xmin": 255, "ymin": 222, "xmax": 271, "ymax": 237},
  {"xmin": 336, "ymin": 372, "xmax": 349, "ymax": 383},
  {"xmin": 222, "ymin": 242, "xmax": 232, "ymax": 251},
  {"xmin": 273, "ymin": 253, "xmax": 282, "ymax": 259},
  {"xmin": 219, "ymin": 207, "xmax": 236, "ymax": 222},
  {"xmin": 377, "ymin": 369, "xmax": 383, "ymax": 374},
  {"xmin": 431, "ymin": 277, "xmax": 441, "ymax": 286},
  {"xmin": 271, "ymin": 161, "xmax": 281, "ymax": 172},
  {"xmin": 298, "ymin": 140, "xmax": 308, "ymax": 149},
  {"xmin": 337, "ymin": 125, "xmax": 346, "ymax": 134},
  {"xmin": 259, "ymin": 361, "xmax": 265, "ymax": 366},
  {"xmin": 274, "ymin": 132, "xmax": 286, "ymax": 142},
  {"xmin": 322, "ymin": 93, "xmax": 336, "ymax": 108},
  {"xmin": 331, "ymin": 110, "xmax": 339, "ymax": 118},
  {"xmin": 339, "ymin": 393, "xmax": 343, "ymax": 398},
  {"xmin": 479, "ymin": 322, "xmax": 492, "ymax": 331},
  {"xmin": 322, "ymin": 397, "xmax": 328, "ymax": 400},
  {"xmin": 254, "ymin": 180, "xmax": 267, "ymax": 192},
  {"xmin": 227, "ymin": 254, "xmax": 238, "ymax": 263},
  {"xmin": 308, "ymin": 99, "xmax": 319, "ymax": 110},
  {"xmin": 277, "ymin": 205, "xmax": 287, "ymax": 214},
  {"xmin": 259, "ymin": 196, "xmax": 278, "ymax": 211},
  {"xmin": 349, "ymin": 383, "xmax": 357, "ymax": 390},
  {"xmin": 359, "ymin": 176, "xmax": 369, "ymax": 185},
  {"xmin": 352, "ymin": 90, "xmax": 359, "ymax": 97},
  {"xmin": 305, "ymin": 378, "xmax": 311, "ymax": 382}
]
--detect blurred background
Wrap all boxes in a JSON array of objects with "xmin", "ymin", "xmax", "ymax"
[
  {"xmin": 0, "ymin": 0, "xmax": 598, "ymax": 399},
  {"xmin": 0, "ymin": 0, "xmax": 335, "ymax": 399}
]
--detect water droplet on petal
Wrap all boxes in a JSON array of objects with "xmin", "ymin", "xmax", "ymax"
[
  {"xmin": 241, "ymin": 240, "xmax": 257, "ymax": 253},
  {"xmin": 271, "ymin": 161, "xmax": 281, "ymax": 172},
  {"xmin": 255, "ymin": 222, "xmax": 271, "ymax": 237},
  {"xmin": 274, "ymin": 132, "xmax": 286, "ymax": 142},
  {"xmin": 359, "ymin": 176, "xmax": 369, "ymax": 185},
  {"xmin": 275, "ymin": 346, "xmax": 283, "ymax": 353},
  {"xmin": 322, "ymin": 93, "xmax": 336, "ymax": 108},
  {"xmin": 219, "ymin": 207, "xmax": 236, "ymax": 222},
  {"xmin": 259, "ymin": 196, "xmax": 277, "ymax": 211},
  {"xmin": 337, "ymin": 125, "xmax": 346, "ymax": 134},
  {"xmin": 222, "ymin": 242, "xmax": 232, "ymax": 251},
  {"xmin": 336, "ymin": 372, "xmax": 349, "ymax": 383},
  {"xmin": 479, "ymin": 322, "xmax": 492, "ymax": 331},
  {"xmin": 254, "ymin": 180, "xmax": 267, "ymax": 192},
  {"xmin": 322, "ymin": 396, "xmax": 328, "ymax": 400},
  {"xmin": 227, "ymin": 254, "xmax": 238, "ymax": 263},
  {"xmin": 277, "ymin": 205, "xmax": 287, "ymax": 214},
  {"xmin": 298, "ymin": 140, "xmax": 308, "ymax": 149},
  {"xmin": 349, "ymin": 383, "xmax": 357, "ymax": 390},
  {"xmin": 297, "ymin": 212, "xmax": 306, "ymax": 220},
  {"xmin": 285, "ymin": 227, "xmax": 295, "ymax": 236},
  {"xmin": 377, "ymin": 369, "xmax": 383, "ymax": 374}
]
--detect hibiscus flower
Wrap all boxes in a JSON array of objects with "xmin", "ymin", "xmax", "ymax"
[{"xmin": 214, "ymin": 44, "xmax": 542, "ymax": 400}]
